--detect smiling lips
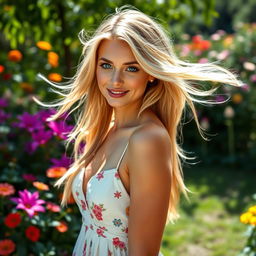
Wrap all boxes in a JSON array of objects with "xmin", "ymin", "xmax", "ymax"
[{"xmin": 107, "ymin": 89, "xmax": 129, "ymax": 98}]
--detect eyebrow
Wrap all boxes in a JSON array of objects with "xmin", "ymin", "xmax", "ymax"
[{"xmin": 99, "ymin": 57, "xmax": 139, "ymax": 65}]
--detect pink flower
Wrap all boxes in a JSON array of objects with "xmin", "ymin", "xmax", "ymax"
[
  {"xmin": 81, "ymin": 200, "xmax": 87, "ymax": 210},
  {"xmin": 113, "ymin": 237, "xmax": 120, "ymax": 247},
  {"xmin": 250, "ymin": 74, "xmax": 256, "ymax": 82},
  {"xmin": 11, "ymin": 189, "xmax": 45, "ymax": 218},
  {"xmin": 96, "ymin": 227, "xmax": 106, "ymax": 238},
  {"xmin": 22, "ymin": 173, "xmax": 36, "ymax": 182},
  {"xmin": 46, "ymin": 202, "xmax": 61, "ymax": 212},
  {"xmin": 96, "ymin": 172, "xmax": 104, "ymax": 180},
  {"xmin": 92, "ymin": 204, "xmax": 104, "ymax": 221}
]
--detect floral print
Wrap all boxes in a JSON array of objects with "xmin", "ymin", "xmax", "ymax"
[
  {"xmin": 96, "ymin": 171, "xmax": 104, "ymax": 181},
  {"xmin": 112, "ymin": 218, "xmax": 123, "ymax": 227},
  {"xmin": 112, "ymin": 237, "xmax": 127, "ymax": 251},
  {"xmin": 91, "ymin": 202, "xmax": 106, "ymax": 221},
  {"xmin": 114, "ymin": 191, "xmax": 122, "ymax": 199}
]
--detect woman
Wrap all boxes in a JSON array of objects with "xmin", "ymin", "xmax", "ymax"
[{"xmin": 35, "ymin": 6, "xmax": 240, "ymax": 256}]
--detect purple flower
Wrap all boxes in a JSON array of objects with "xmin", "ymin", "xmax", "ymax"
[
  {"xmin": 47, "ymin": 120, "xmax": 73, "ymax": 140},
  {"xmin": 14, "ymin": 112, "xmax": 44, "ymax": 132},
  {"xmin": 50, "ymin": 154, "xmax": 73, "ymax": 168},
  {"xmin": 25, "ymin": 141, "xmax": 39, "ymax": 154},
  {"xmin": 215, "ymin": 95, "xmax": 226, "ymax": 103},
  {"xmin": 32, "ymin": 129, "xmax": 53, "ymax": 145},
  {"xmin": 0, "ymin": 110, "xmax": 11, "ymax": 123},
  {"xmin": 250, "ymin": 74, "xmax": 256, "ymax": 83},
  {"xmin": 37, "ymin": 109, "xmax": 57, "ymax": 122},
  {"xmin": 0, "ymin": 98, "xmax": 8, "ymax": 108},
  {"xmin": 10, "ymin": 189, "xmax": 45, "ymax": 218}
]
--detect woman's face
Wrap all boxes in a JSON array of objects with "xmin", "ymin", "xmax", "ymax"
[{"xmin": 96, "ymin": 39, "xmax": 153, "ymax": 109}]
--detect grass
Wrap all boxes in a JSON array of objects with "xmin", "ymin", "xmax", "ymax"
[{"xmin": 160, "ymin": 165, "xmax": 255, "ymax": 256}]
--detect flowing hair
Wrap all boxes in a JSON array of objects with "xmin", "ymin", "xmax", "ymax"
[{"xmin": 34, "ymin": 6, "xmax": 241, "ymax": 224}]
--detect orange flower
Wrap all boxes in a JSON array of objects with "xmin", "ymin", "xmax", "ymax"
[
  {"xmin": 20, "ymin": 82, "xmax": 34, "ymax": 93},
  {"xmin": 36, "ymin": 41, "xmax": 52, "ymax": 51},
  {"xmin": 232, "ymin": 93, "xmax": 243, "ymax": 104},
  {"xmin": 48, "ymin": 52, "xmax": 59, "ymax": 67},
  {"xmin": 46, "ymin": 167, "xmax": 67, "ymax": 178},
  {"xmin": 25, "ymin": 226, "xmax": 40, "ymax": 242},
  {"xmin": 0, "ymin": 183, "xmax": 15, "ymax": 196},
  {"xmin": 4, "ymin": 213, "xmax": 22, "ymax": 228},
  {"xmin": 0, "ymin": 65, "xmax": 5, "ymax": 73},
  {"xmin": 56, "ymin": 221, "xmax": 68, "ymax": 232},
  {"xmin": 190, "ymin": 35, "xmax": 211, "ymax": 51},
  {"xmin": 0, "ymin": 239, "xmax": 16, "ymax": 255},
  {"xmin": 8, "ymin": 50, "xmax": 22, "ymax": 62},
  {"xmin": 33, "ymin": 181, "xmax": 49, "ymax": 191},
  {"xmin": 48, "ymin": 73, "xmax": 62, "ymax": 82}
]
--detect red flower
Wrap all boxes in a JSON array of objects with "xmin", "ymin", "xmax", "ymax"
[
  {"xmin": 114, "ymin": 191, "xmax": 122, "ymax": 199},
  {"xmin": 25, "ymin": 226, "xmax": 40, "ymax": 242},
  {"xmin": 0, "ymin": 65, "xmax": 5, "ymax": 73},
  {"xmin": 4, "ymin": 213, "xmax": 22, "ymax": 228},
  {"xmin": 2, "ymin": 73, "xmax": 12, "ymax": 80},
  {"xmin": 0, "ymin": 239, "xmax": 16, "ymax": 255}
]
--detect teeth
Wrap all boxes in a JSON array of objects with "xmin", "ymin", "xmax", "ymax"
[{"xmin": 110, "ymin": 90, "xmax": 126, "ymax": 94}]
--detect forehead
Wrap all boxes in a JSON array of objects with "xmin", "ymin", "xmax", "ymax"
[{"xmin": 97, "ymin": 39, "xmax": 136, "ymax": 61}]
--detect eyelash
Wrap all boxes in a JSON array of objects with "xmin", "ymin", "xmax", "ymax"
[{"xmin": 99, "ymin": 63, "xmax": 139, "ymax": 72}]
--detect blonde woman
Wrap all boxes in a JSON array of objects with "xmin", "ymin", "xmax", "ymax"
[{"xmin": 35, "ymin": 5, "xmax": 240, "ymax": 256}]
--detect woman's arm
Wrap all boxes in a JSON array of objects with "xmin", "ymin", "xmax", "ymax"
[{"xmin": 127, "ymin": 125, "xmax": 172, "ymax": 256}]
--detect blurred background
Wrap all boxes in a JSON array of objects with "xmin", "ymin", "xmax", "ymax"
[{"xmin": 0, "ymin": 0, "xmax": 255, "ymax": 255}]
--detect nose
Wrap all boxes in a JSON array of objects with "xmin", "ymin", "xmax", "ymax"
[{"xmin": 111, "ymin": 69, "xmax": 123, "ymax": 86}]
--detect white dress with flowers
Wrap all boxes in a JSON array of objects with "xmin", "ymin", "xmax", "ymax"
[{"xmin": 71, "ymin": 142, "xmax": 164, "ymax": 256}]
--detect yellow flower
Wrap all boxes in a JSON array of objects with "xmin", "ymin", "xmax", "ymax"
[
  {"xmin": 48, "ymin": 52, "xmax": 59, "ymax": 68},
  {"xmin": 249, "ymin": 216, "xmax": 256, "ymax": 226},
  {"xmin": 8, "ymin": 50, "xmax": 23, "ymax": 62},
  {"xmin": 248, "ymin": 205, "xmax": 256, "ymax": 215},
  {"xmin": 223, "ymin": 35, "xmax": 234, "ymax": 47},
  {"xmin": 232, "ymin": 93, "xmax": 243, "ymax": 104},
  {"xmin": 240, "ymin": 212, "xmax": 253, "ymax": 224},
  {"xmin": 36, "ymin": 41, "xmax": 52, "ymax": 51},
  {"xmin": 48, "ymin": 73, "xmax": 62, "ymax": 82}
]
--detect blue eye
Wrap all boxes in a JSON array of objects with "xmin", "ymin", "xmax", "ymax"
[
  {"xmin": 127, "ymin": 66, "xmax": 139, "ymax": 72},
  {"xmin": 100, "ymin": 63, "xmax": 112, "ymax": 69}
]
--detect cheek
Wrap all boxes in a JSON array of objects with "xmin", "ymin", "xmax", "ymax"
[{"xmin": 96, "ymin": 68, "xmax": 108, "ymax": 87}]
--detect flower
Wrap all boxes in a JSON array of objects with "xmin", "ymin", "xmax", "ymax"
[
  {"xmin": 48, "ymin": 52, "xmax": 59, "ymax": 67},
  {"xmin": 248, "ymin": 205, "xmax": 256, "ymax": 214},
  {"xmin": 22, "ymin": 173, "xmax": 37, "ymax": 182},
  {"xmin": 8, "ymin": 50, "xmax": 22, "ymax": 62},
  {"xmin": 47, "ymin": 120, "xmax": 73, "ymax": 140},
  {"xmin": 11, "ymin": 189, "xmax": 45, "ymax": 218},
  {"xmin": 46, "ymin": 202, "xmax": 61, "ymax": 212},
  {"xmin": 14, "ymin": 112, "xmax": 44, "ymax": 133},
  {"xmin": 0, "ymin": 98, "xmax": 8, "ymax": 108},
  {"xmin": 20, "ymin": 82, "xmax": 34, "ymax": 93},
  {"xmin": 33, "ymin": 181, "xmax": 49, "ymax": 191},
  {"xmin": 224, "ymin": 106, "xmax": 235, "ymax": 119},
  {"xmin": 112, "ymin": 218, "xmax": 122, "ymax": 227},
  {"xmin": 25, "ymin": 226, "xmax": 40, "ymax": 242},
  {"xmin": 46, "ymin": 167, "xmax": 67, "ymax": 178},
  {"xmin": 36, "ymin": 41, "xmax": 52, "ymax": 51},
  {"xmin": 250, "ymin": 216, "xmax": 256, "ymax": 226},
  {"xmin": 55, "ymin": 221, "xmax": 68, "ymax": 232},
  {"xmin": 3, "ymin": 73, "xmax": 12, "ymax": 80},
  {"xmin": 4, "ymin": 213, "xmax": 22, "ymax": 228},
  {"xmin": 0, "ymin": 239, "xmax": 16, "ymax": 255},
  {"xmin": 250, "ymin": 74, "xmax": 256, "ymax": 82},
  {"xmin": 48, "ymin": 73, "xmax": 62, "ymax": 82},
  {"xmin": 0, "ymin": 65, "xmax": 5, "ymax": 73},
  {"xmin": 232, "ymin": 93, "xmax": 243, "ymax": 104},
  {"xmin": 240, "ymin": 212, "xmax": 253, "ymax": 224},
  {"xmin": 31, "ymin": 129, "xmax": 53, "ymax": 145},
  {"xmin": 0, "ymin": 110, "xmax": 11, "ymax": 123},
  {"xmin": 243, "ymin": 62, "xmax": 255, "ymax": 71},
  {"xmin": 191, "ymin": 35, "xmax": 211, "ymax": 51},
  {"xmin": 0, "ymin": 183, "xmax": 15, "ymax": 197},
  {"xmin": 50, "ymin": 154, "xmax": 72, "ymax": 169},
  {"xmin": 114, "ymin": 191, "xmax": 122, "ymax": 199}
]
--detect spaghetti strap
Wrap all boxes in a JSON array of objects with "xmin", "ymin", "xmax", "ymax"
[{"xmin": 115, "ymin": 141, "xmax": 129, "ymax": 171}]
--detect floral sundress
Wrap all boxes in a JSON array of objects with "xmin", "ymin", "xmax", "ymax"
[{"xmin": 71, "ymin": 142, "xmax": 164, "ymax": 256}]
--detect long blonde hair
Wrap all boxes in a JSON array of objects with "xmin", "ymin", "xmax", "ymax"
[{"xmin": 34, "ymin": 6, "xmax": 241, "ymax": 224}]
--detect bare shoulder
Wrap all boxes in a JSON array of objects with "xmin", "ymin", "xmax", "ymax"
[
  {"xmin": 126, "ymin": 122, "xmax": 172, "ymax": 254},
  {"xmin": 128, "ymin": 122, "xmax": 171, "ymax": 160}
]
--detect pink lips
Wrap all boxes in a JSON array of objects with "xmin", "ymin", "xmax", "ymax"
[{"xmin": 107, "ymin": 89, "xmax": 129, "ymax": 98}]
